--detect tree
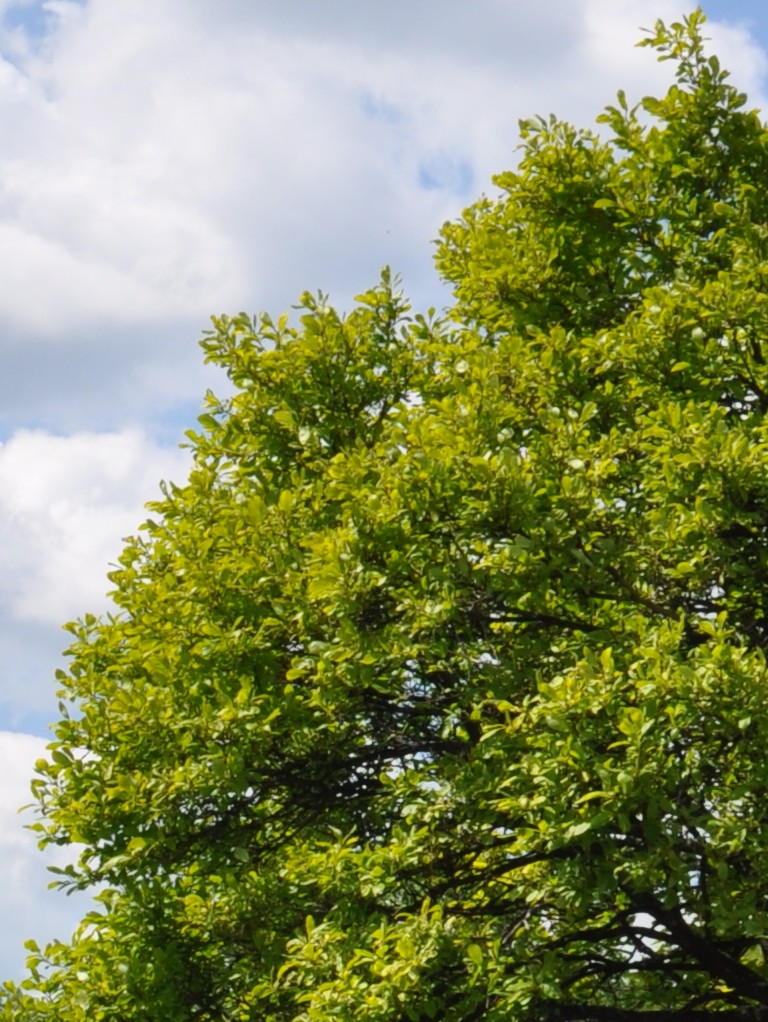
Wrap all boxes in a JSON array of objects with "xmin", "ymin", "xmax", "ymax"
[{"xmin": 7, "ymin": 9, "xmax": 768, "ymax": 1020}]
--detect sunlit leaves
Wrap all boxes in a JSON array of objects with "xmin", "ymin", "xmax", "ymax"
[{"xmin": 8, "ymin": 10, "xmax": 768, "ymax": 1022}]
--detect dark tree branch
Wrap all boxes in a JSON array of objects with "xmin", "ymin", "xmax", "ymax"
[
  {"xmin": 539, "ymin": 1002, "xmax": 768, "ymax": 1022},
  {"xmin": 634, "ymin": 894, "xmax": 768, "ymax": 1007}
]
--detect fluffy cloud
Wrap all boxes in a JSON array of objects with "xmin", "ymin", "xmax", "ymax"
[
  {"xmin": 0, "ymin": 730, "xmax": 94, "ymax": 980},
  {"xmin": 1, "ymin": 0, "xmax": 745, "ymax": 435},
  {"xmin": 0, "ymin": 428, "xmax": 191, "ymax": 720},
  {"xmin": 581, "ymin": 0, "xmax": 767, "ymax": 104}
]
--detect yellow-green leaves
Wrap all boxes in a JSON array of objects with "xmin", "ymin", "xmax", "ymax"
[{"xmin": 12, "ymin": 12, "xmax": 768, "ymax": 1022}]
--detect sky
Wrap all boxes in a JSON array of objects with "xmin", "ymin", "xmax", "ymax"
[{"xmin": 0, "ymin": 0, "xmax": 766, "ymax": 984}]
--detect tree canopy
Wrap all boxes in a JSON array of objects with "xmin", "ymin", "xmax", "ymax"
[{"xmin": 7, "ymin": 10, "xmax": 768, "ymax": 1021}]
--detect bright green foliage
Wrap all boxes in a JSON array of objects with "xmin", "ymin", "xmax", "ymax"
[{"xmin": 9, "ymin": 10, "xmax": 768, "ymax": 1021}]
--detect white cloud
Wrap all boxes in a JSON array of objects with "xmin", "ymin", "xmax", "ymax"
[
  {"xmin": 4, "ymin": 0, "xmax": 760, "ymax": 434},
  {"xmin": 0, "ymin": 428, "xmax": 190, "ymax": 720},
  {"xmin": 0, "ymin": 427, "xmax": 190, "ymax": 624},
  {"xmin": 582, "ymin": 1, "xmax": 768, "ymax": 111},
  {"xmin": 0, "ymin": 730, "xmax": 94, "ymax": 981}
]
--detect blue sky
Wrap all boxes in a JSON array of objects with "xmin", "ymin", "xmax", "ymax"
[
  {"xmin": 703, "ymin": 0, "xmax": 768, "ymax": 45},
  {"xmin": 0, "ymin": 0, "xmax": 766, "ymax": 984},
  {"xmin": 2, "ymin": 0, "xmax": 65, "ymax": 43}
]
